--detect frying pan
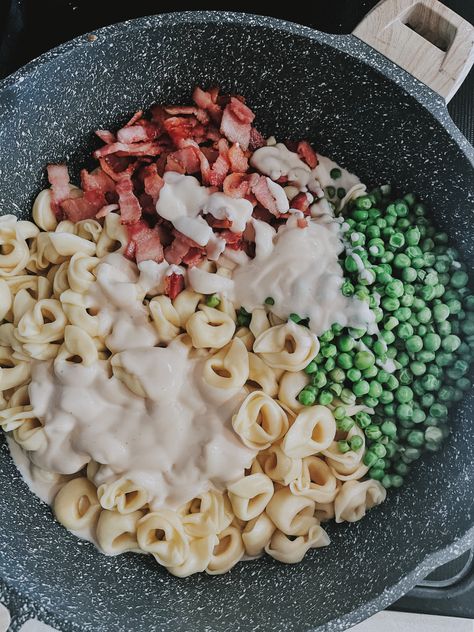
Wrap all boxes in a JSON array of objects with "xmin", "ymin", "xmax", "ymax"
[{"xmin": 1, "ymin": 2, "xmax": 474, "ymax": 631}]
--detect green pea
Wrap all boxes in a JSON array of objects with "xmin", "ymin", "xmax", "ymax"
[
  {"xmin": 384, "ymin": 403, "xmax": 396, "ymax": 417},
  {"xmin": 371, "ymin": 443, "xmax": 387, "ymax": 458},
  {"xmin": 450, "ymin": 270, "xmax": 468, "ymax": 288},
  {"xmin": 382, "ymin": 296, "xmax": 400, "ymax": 312},
  {"xmin": 386, "ymin": 374, "xmax": 399, "ymax": 391},
  {"xmin": 458, "ymin": 377, "xmax": 471, "ymax": 391},
  {"xmin": 354, "ymin": 351, "xmax": 375, "ymax": 370},
  {"xmin": 397, "ymin": 403, "xmax": 413, "ymax": 421},
  {"xmin": 368, "ymin": 381, "xmax": 383, "ymax": 398},
  {"xmin": 337, "ymin": 335, "xmax": 355, "ymax": 352},
  {"xmin": 446, "ymin": 298, "xmax": 462, "ymax": 315},
  {"xmin": 353, "ymin": 380, "xmax": 370, "ymax": 397},
  {"xmin": 355, "ymin": 196, "xmax": 372, "ymax": 210},
  {"xmin": 206, "ymin": 294, "xmax": 221, "ymax": 308},
  {"xmin": 430, "ymin": 403, "xmax": 448, "ymax": 419},
  {"xmin": 411, "ymin": 408, "xmax": 426, "ymax": 424},
  {"xmin": 447, "ymin": 360, "xmax": 469, "ymax": 380},
  {"xmin": 338, "ymin": 440, "xmax": 351, "ymax": 453},
  {"xmin": 419, "ymin": 285, "xmax": 436, "ymax": 301},
  {"xmin": 350, "ymin": 435, "xmax": 364, "ymax": 451},
  {"xmin": 407, "ymin": 430, "xmax": 424, "ymax": 447},
  {"xmin": 397, "ymin": 323, "xmax": 414, "ymax": 340},
  {"xmin": 433, "ymin": 303, "xmax": 450, "ymax": 322},
  {"xmin": 391, "ymin": 474, "xmax": 404, "ymax": 488},
  {"xmin": 337, "ymin": 417, "xmax": 355, "ymax": 433},
  {"xmin": 298, "ymin": 388, "xmax": 316, "ymax": 406},
  {"xmin": 355, "ymin": 411, "xmax": 372, "ymax": 429},
  {"xmin": 394, "ymin": 307, "xmax": 412, "ymax": 322},
  {"xmin": 363, "ymin": 450, "xmax": 379, "ymax": 467},
  {"xmin": 395, "ymin": 462, "xmax": 409, "ymax": 476},
  {"xmin": 423, "ymin": 332, "xmax": 441, "ymax": 351},
  {"xmin": 321, "ymin": 344, "xmax": 337, "ymax": 358},
  {"xmin": 410, "ymin": 361, "xmax": 426, "ymax": 376},
  {"xmin": 324, "ymin": 357, "xmax": 336, "ymax": 371},
  {"xmin": 425, "ymin": 426, "xmax": 443, "ymax": 444},
  {"xmin": 394, "ymin": 253, "xmax": 411, "ymax": 269},
  {"xmin": 264, "ymin": 296, "xmax": 275, "ymax": 305},
  {"xmin": 385, "ymin": 279, "xmax": 404, "ymax": 298},
  {"xmin": 341, "ymin": 388, "xmax": 356, "ymax": 405},
  {"xmin": 329, "ymin": 368, "xmax": 345, "ymax": 383},
  {"xmin": 381, "ymin": 330, "xmax": 395, "ymax": 345},
  {"xmin": 346, "ymin": 368, "xmax": 361, "ymax": 383},
  {"xmin": 405, "ymin": 227, "xmax": 421, "ymax": 245},
  {"xmin": 405, "ymin": 335, "xmax": 423, "ymax": 353},
  {"xmin": 304, "ymin": 361, "xmax": 318, "ymax": 375},
  {"xmin": 319, "ymin": 390, "xmax": 334, "ymax": 406},
  {"xmin": 363, "ymin": 365, "xmax": 379, "ymax": 380},
  {"xmin": 421, "ymin": 374, "xmax": 440, "ymax": 392},
  {"xmin": 379, "ymin": 390, "xmax": 394, "ymax": 404},
  {"xmin": 442, "ymin": 334, "xmax": 461, "ymax": 352},
  {"xmin": 419, "ymin": 350, "xmax": 436, "ymax": 363},
  {"xmin": 369, "ymin": 467, "xmax": 385, "ymax": 481},
  {"xmin": 330, "ymin": 167, "xmax": 342, "ymax": 179},
  {"xmin": 381, "ymin": 420, "xmax": 397, "ymax": 438},
  {"xmin": 397, "ymin": 352, "xmax": 410, "ymax": 367}
]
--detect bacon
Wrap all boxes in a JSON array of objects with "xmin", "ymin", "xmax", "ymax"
[
  {"xmin": 46, "ymin": 164, "xmax": 71, "ymax": 216},
  {"xmin": 220, "ymin": 102, "xmax": 252, "ymax": 150},
  {"xmin": 223, "ymin": 172, "xmax": 259, "ymax": 199},
  {"xmin": 116, "ymin": 176, "xmax": 142, "ymax": 224},
  {"xmin": 251, "ymin": 176, "xmax": 280, "ymax": 215},
  {"xmin": 164, "ymin": 273, "xmax": 185, "ymax": 299},
  {"xmin": 297, "ymin": 141, "xmax": 318, "ymax": 169},
  {"xmin": 126, "ymin": 220, "xmax": 164, "ymax": 263},
  {"xmin": 99, "ymin": 155, "xmax": 134, "ymax": 181},
  {"xmin": 141, "ymin": 163, "xmax": 163, "ymax": 205},
  {"xmin": 95, "ymin": 129, "xmax": 116, "ymax": 144},
  {"xmin": 117, "ymin": 125, "xmax": 155, "ymax": 144},
  {"xmin": 228, "ymin": 143, "xmax": 248, "ymax": 173},
  {"xmin": 290, "ymin": 192, "xmax": 311, "ymax": 214},
  {"xmin": 182, "ymin": 247, "xmax": 205, "ymax": 267},
  {"xmin": 96, "ymin": 203, "xmax": 119, "ymax": 219},
  {"xmin": 249, "ymin": 127, "xmax": 266, "ymax": 150},
  {"xmin": 229, "ymin": 97, "xmax": 255, "ymax": 125},
  {"xmin": 206, "ymin": 216, "xmax": 233, "ymax": 229},
  {"xmin": 94, "ymin": 141, "xmax": 162, "ymax": 159},
  {"xmin": 164, "ymin": 238, "xmax": 191, "ymax": 265},
  {"xmin": 179, "ymin": 140, "xmax": 212, "ymax": 184},
  {"xmin": 208, "ymin": 140, "xmax": 230, "ymax": 187},
  {"xmin": 252, "ymin": 207, "xmax": 274, "ymax": 223},
  {"xmin": 81, "ymin": 168, "xmax": 115, "ymax": 196},
  {"xmin": 61, "ymin": 196, "xmax": 101, "ymax": 223},
  {"xmin": 165, "ymin": 146, "xmax": 201, "ymax": 174},
  {"xmin": 200, "ymin": 146, "xmax": 219, "ymax": 163},
  {"xmin": 171, "ymin": 230, "xmax": 203, "ymax": 250},
  {"xmin": 163, "ymin": 116, "xmax": 202, "ymax": 147},
  {"xmin": 125, "ymin": 110, "xmax": 144, "ymax": 127},
  {"xmin": 220, "ymin": 230, "xmax": 243, "ymax": 250},
  {"xmin": 192, "ymin": 86, "xmax": 222, "ymax": 123},
  {"xmin": 164, "ymin": 105, "xmax": 210, "ymax": 125},
  {"xmin": 297, "ymin": 217, "xmax": 308, "ymax": 228}
]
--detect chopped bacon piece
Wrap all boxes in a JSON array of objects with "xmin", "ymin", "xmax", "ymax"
[
  {"xmin": 164, "ymin": 273, "xmax": 185, "ymax": 299},
  {"xmin": 164, "ymin": 238, "xmax": 191, "ymax": 265},
  {"xmin": 96, "ymin": 204, "xmax": 119, "ymax": 218},
  {"xmin": 95, "ymin": 129, "xmax": 116, "ymax": 144},
  {"xmin": 116, "ymin": 176, "xmax": 142, "ymax": 224},
  {"xmin": 249, "ymin": 127, "xmax": 266, "ymax": 150},
  {"xmin": 182, "ymin": 247, "xmax": 205, "ymax": 267},
  {"xmin": 290, "ymin": 192, "xmax": 311, "ymax": 214},
  {"xmin": 164, "ymin": 105, "xmax": 210, "ymax": 125},
  {"xmin": 252, "ymin": 176, "xmax": 280, "ymax": 215},
  {"xmin": 222, "ymin": 172, "xmax": 259, "ymax": 199},
  {"xmin": 192, "ymin": 86, "xmax": 222, "ymax": 123},
  {"xmin": 220, "ymin": 230, "xmax": 243, "ymax": 249},
  {"xmin": 171, "ymin": 230, "xmax": 203, "ymax": 250},
  {"xmin": 206, "ymin": 216, "xmax": 233, "ymax": 229},
  {"xmin": 81, "ymin": 168, "xmax": 115, "ymax": 197},
  {"xmin": 228, "ymin": 143, "xmax": 248, "ymax": 173},
  {"xmin": 141, "ymin": 163, "xmax": 163, "ymax": 205},
  {"xmin": 200, "ymin": 146, "xmax": 219, "ymax": 163},
  {"xmin": 220, "ymin": 102, "xmax": 253, "ymax": 150},
  {"xmin": 163, "ymin": 116, "xmax": 202, "ymax": 147},
  {"xmin": 297, "ymin": 217, "xmax": 308, "ymax": 228},
  {"xmin": 208, "ymin": 145, "xmax": 230, "ymax": 186},
  {"xmin": 47, "ymin": 164, "xmax": 71, "ymax": 216},
  {"xmin": 252, "ymin": 207, "xmax": 274, "ymax": 223},
  {"xmin": 276, "ymin": 175, "xmax": 288, "ymax": 184},
  {"xmin": 229, "ymin": 97, "xmax": 255, "ymax": 125},
  {"xmin": 61, "ymin": 196, "xmax": 100, "ymax": 223},
  {"xmin": 94, "ymin": 141, "xmax": 162, "ymax": 159},
  {"xmin": 117, "ymin": 125, "xmax": 154, "ymax": 144},
  {"xmin": 297, "ymin": 141, "xmax": 318, "ymax": 169},
  {"xmin": 179, "ymin": 140, "xmax": 212, "ymax": 184},
  {"xmin": 125, "ymin": 110, "xmax": 144, "ymax": 127},
  {"xmin": 126, "ymin": 220, "xmax": 164, "ymax": 263},
  {"xmin": 165, "ymin": 146, "xmax": 201, "ymax": 175}
]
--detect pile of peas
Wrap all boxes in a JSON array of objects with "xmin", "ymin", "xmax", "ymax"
[{"xmin": 296, "ymin": 185, "xmax": 473, "ymax": 489}]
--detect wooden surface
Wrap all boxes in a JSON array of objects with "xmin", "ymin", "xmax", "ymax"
[{"xmin": 353, "ymin": 0, "xmax": 474, "ymax": 101}]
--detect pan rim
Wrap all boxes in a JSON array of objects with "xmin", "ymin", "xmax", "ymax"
[{"xmin": 0, "ymin": 10, "xmax": 473, "ymax": 632}]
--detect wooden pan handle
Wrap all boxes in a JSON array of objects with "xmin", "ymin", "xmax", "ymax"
[{"xmin": 353, "ymin": 0, "xmax": 474, "ymax": 101}]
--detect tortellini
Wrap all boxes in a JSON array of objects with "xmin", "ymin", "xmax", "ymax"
[
  {"xmin": 97, "ymin": 509, "xmax": 144, "ymax": 555},
  {"xmin": 202, "ymin": 338, "xmax": 249, "ymax": 390},
  {"xmin": 206, "ymin": 526, "xmax": 244, "ymax": 574},
  {"xmin": 227, "ymin": 473, "xmax": 274, "ymax": 521},
  {"xmin": 334, "ymin": 480, "xmax": 386, "ymax": 523},
  {"xmin": 253, "ymin": 321, "xmax": 319, "ymax": 371},
  {"xmin": 290, "ymin": 456, "xmax": 338, "ymax": 503},
  {"xmin": 97, "ymin": 478, "xmax": 149, "ymax": 514},
  {"xmin": 242, "ymin": 512, "xmax": 276, "ymax": 557},
  {"xmin": 54, "ymin": 477, "xmax": 101, "ymax": 531},
  {"xmin": 186, "ymin": 305, "xmax": 235, "ymax": 349},
  {"xmin": 232, "ymin": 391, "xmax": 288, "ymax": 450},
  {"xmin": 265, "ymin": 524, "xmax": 330, "ymax": 563},
  {"xmin": 181, "ymin": 490, "xmax": 233, "ymax": 538},
  {"xmin": 149, "ymin": 295, "xmax": 181, "ymax": 343},
  {"xmin": 137, "ymin": 510, "xmax": 189, "ymax": 566},
  {"xmin": 265, "ymin": 487, "xmax": 317, "ymax": 536},
  {"xmin": 281, "ymin": 405, "xmax": 337, "ymax": 458}
]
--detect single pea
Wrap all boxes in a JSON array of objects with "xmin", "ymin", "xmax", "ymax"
[
  {"xmin": 416, "ymin": 307, "xmax": 431, "ymax": 324},
  {"xmin": 348, "ymin": 327, "xmax": 367, "ymax": 339},
  {"xmin": 353, "ymin": 380, "xmax": 370, "ymax": 397},
  {"xmin": 329, "ymin": 368, "xmax": 345, "ymax": 383},
  {"xmin": 338, "ymin": 440, "xmax": 351, "ymax": 454},
  {"xmin": 442, "ymin": 334, "xmax": 461, "ymax": 352},
  {"xmin": 411, "ymin": 408, "xmax": 426, "ymax": 424},
  {"xmin": 391, "ymin": 474, "xmax": 404, "ymax": 488},
  {"xmin": 384, "ymin": 403, "xmax": 396, "ymax": 417},
  {"xmin": 410, "ymin": 361, "xmax": 426, "ymax": 378},
  {"xmin": 438, "ymin": 385, "xmax": 455, "ymax": 402},
  {"xmin": 433, "ymin": 303, "xmax": 450, "ymax": 322},
  {"xmin": 398, "ymin": 368, "xmax": 413, "ymax": 385},
  {"xmin": 446, "ymin": 298, "xmax": 462, "ymax": 315},
  {"xmin": 419, "ymin": 350, "xmax": 436, "ymax": 363},
  {"xmin": 405, "ymin": 227, "xmax": 421, "ymax": 245},
  {"xmin": 338, "ymin": 335, "xmax": 355, "ymax": 352},
  {"xmin": 330, "ymin": 167, "xmax": 342, "ymax": 179},
  {"xmin": 381, "ymin": 330, "xmax": 396, "ymax": 345},
  {"xmin": 397, "ymin": 322, "xmax": 414, "ymax": 340},
  {"xmin": 427, "ymin": 364, "xmax": 442, "ymax": 378},
  {"xmin": 355, "ymin": 196, "xmax": 372, "ymax": 210},
  {"xmin": 369, "ymin": 467, "xmax": 385, "ymax": 481},
  {"xmin": 298, "ymin": 389, "xmax": 316, "ymax": 406},
  {"xmin": 205, "ymin": 294, "xmax": 221, "ymax": 308},
  {"xmin": 423, "ymin": 332, "xmax": 441, "ymax": 351},
  {"xmin": 368, "ymin": 381, "xmax": 383, "ymax": 398},
  {"xmin": 386, "ymin": 374, "xmax": 400, "ymax": 391},
  {"xmin": 363, "ymin": 365, "xmax": 379, "ymax": 379},
  {"xmin": 377, "ymin": 369, "xmax": 390, "ymax": 384},
  {"xmin": 382, "ymin": 296, "xmax": 400, "ymax": 312},
  {"xmin": 324, "ymin": 358, "xmax": 336, "ymax": 371},
  {"xmin": 464, "ymin": 295, "xmax": 474, "ymax": 311},
  {"xmin": 394, "ymin": 253, "xmax": 411, "ymax": 269},
  {"xmin": 363, "ymin": 450, "xmax": 379, "ymax": 467},
  {"xmin": 425, "ymin": 426, "xmax": 443, "ymax": 444},
  {"xmin": 417, "ymin": 324, "xmax": 428, "ymax": 336},
  {"xmin": 397, "ymin": 352, "xmax": 410, "ymax": 367},
  {"xmin": 406, "ymin": 335, "xmax": 423, "ymax": 353},
  {"xmin": 397, "ymin": 403, "xmax": 413, "ymax": 421},
  {"xmin": 407, "ymin": 429, "xmax": 424, "ymax": 447},
  {"xmin": 394, "ymin": 307, "xmax": 412, "ymax": 322},
  {"xmin": 326, "ymin": 186, "xmax": 336, "ymax": 198},
  {"xmin": 461, "ymin": 319, "xmax": 474, "ymax": 336},
  {"xmin": 430, "ymin": 403, "xmax": 448, "ymax": 419},
  {"xmin": 334, "ymin": 406, "xmax": 347, "ymax": 420},
  {"xmin": 395, "ymin": 462, "xmax": 409, "ymax": 476},
  {"xmin": 321, "ymin": 344, "xmax": 337, "ymax": 358},
  {"xmin": 379, "ymin": 390, "xmax": 394, "ymax": 404},
  {"xmin": 421, "ymin": 392, "xmax": 435, "ymax": 408},
  {"xmin": 304, "ymin": 361, "xmax": 318, "ymax": 375},
  {"xmin": 342, "ymin": 280, "xmax": 355, "ymax": 297},
  {"xmin": 264, "ymin": 296, "xmax": 275, "ymax": 305},
  {"xmin": 346, "ymin": 368, "xmax": 361, "ymax": 383},
  {"xmin": 355, "ymin": 411, "xmax": 372, "ymax": 429},
  {"xmin": 371, "ymin": 443, "xmax": 387, "ymax": 458},
  {"xmin": 447, "ymin": 360, "xmax": 469, "ymax": 380},
  {"xmin": 364, "ymin": 396, "xmax": 379, "ymax": 408},
  {"xmin": 341, "ymin": 388, "xmax": 356, "ymax": 405},
  {"xmin": 421, "ymin": 374, "xmax": 441, "ymax": 392},
  {"xmin": 337, "ymin": 417, "xmax": 355, "ymax": 433},
  {"xmin": 450, "ymin": 270, "xmax": 469, "ymax": 289},
  {"xmin": 336, "ymin": 353, "xmax": 353, "ymax": 370},
  {"xmin": 319, "ymin": 390, "xmax": 334, "ymax": 406},
  {"xmin": 385, "ymin": 279, "xmax": 404, "ymax": 298},
  {"xmin": 419, "ymin": 285, "xmax": 436, "ymax": 301},
  {"xmin": 354, "ymin": 351, "xmax": 375, "ymax": 370},
  {"xmin": 389, "ymin": 233, "xmax": 405, "ymax": 249},
  {"xmin": 458, "ymin": 377, "xmax": 471, "ymax": 391},
  {"xmin": 381, "ymin": 420, "xmax": 397, "ymax": 438},
  {"xmin": 350, "ymin": 435, "xmax": 364, "ymax": 451},
  {"xmin": 402, "ymin": 267, "xmax": 417, "ymax": 283},
  {"xmin": 412, "ymin": 256, "xmax": 425, "ymax": 270}
]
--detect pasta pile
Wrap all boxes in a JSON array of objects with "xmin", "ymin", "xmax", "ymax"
[{"xmin": 0, "ymin": 193, "xmax": 386, "ymax": 577}]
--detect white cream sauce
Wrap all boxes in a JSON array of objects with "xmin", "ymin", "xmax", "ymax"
[
  {"xmin": 26, "ymin": 336, "xmax": 254, "ymax": 510},
  {"xmin": 232, "ymin": 217, "xmax": 374, "ymax": 336}
]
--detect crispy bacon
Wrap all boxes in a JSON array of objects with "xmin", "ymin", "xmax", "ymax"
[
  {"xmin": 251, "ymin": 176, "xmax": 280, "ymax": 215},
  {"xmin": 126, "ymin": 220, "xmax": 164, "ymax": 263},
  {"xmin": 164, "ymin": 273, "xmax": 185, "ymax": 299},
  {"xmin": 116, "ymin": 176, "xmax": 142, "ymax": 224},
  {"xmin": 220, "ymin": 105, "xmax": 251, "ymax": 150},
  {"xmin": 61, "ymin": 196, "xmax": 101, "ymax": 222},
  {"xmin": 117, "ymin": 124, "xmax": 157, "ymax": 144},
  {"xmin": 297, "ymin": 141, "xmax": 318, "ymax": 169},
  {"xmin": 94, "ymin": 141, "xmax": 162, "ymax": 159},
  {"xmin": 46, "ymin": 164, "xmax": 70, "ymax": 216},
  {"xmin": 249, "ymin": 127, "xmax": 266, "ymax": 150},
  {"xmin": 192, "ymin": 86, "xmax": 222, "ymax": 123},
  {"xmin": 125, "ymin": 110, "xmax": 144, "ymax": 127},
  {"xmin": 206, "ymin": 216, "xmax": 233, "ymax": 229},
  {"xmin": 95, "ymin": 129, "xmax": 116, "ymax": 144},
  {"xmin": 164, "ymin": 238, "xmax": 191, "ymax": 265},
  {"xmin": 141, "ymin": 163, "xmax": 163, "ymax": 205},
  {"xmin": 228, "ymin": 143, "xmax": 248, "ymax": 173},
  {"xmin": 290, "ymin": 192, "xmax": 311, "ymax": 214},
  {"xmin": 165, "ymin": 146, "xmax": 201, "ymax": 175},
  {"xmin": 182, "ymin": 247, "xmax": 206, "ymax": 267},
  {"xmin": 220, "ymin": 230, "xmax": 243, "ymax": 250},
  {"xmin": 96, "ymin": 203, "xmax": 119, "ymax": 218},
  {"xmin": 163, "ymin": 116, "xmax": 203, "ymax": 147},
  {"xmin": 223, "ymin": 172, "xmax": 259, "ymax": 199}
]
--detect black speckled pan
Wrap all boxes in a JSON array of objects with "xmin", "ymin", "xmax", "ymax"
[{"xmin": 0, "ymin": 9, "xmax": 473, "ymax": 632}]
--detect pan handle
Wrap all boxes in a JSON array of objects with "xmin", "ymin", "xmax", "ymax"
[{"xmin": 352, "ymin": 0, "xmax": 474, "ymax": 102}]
